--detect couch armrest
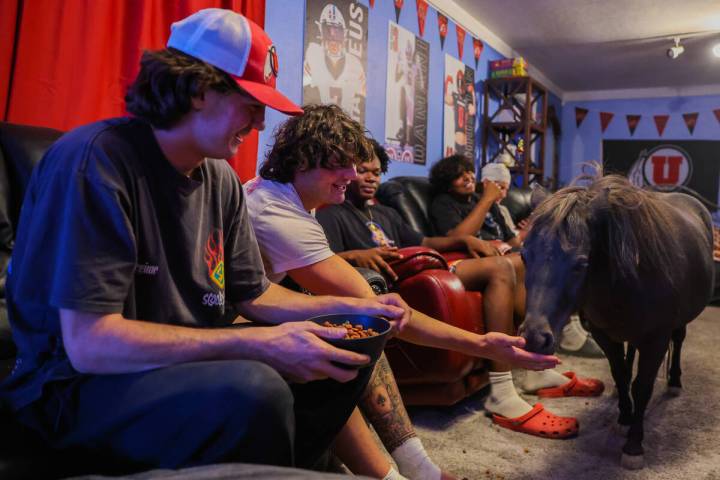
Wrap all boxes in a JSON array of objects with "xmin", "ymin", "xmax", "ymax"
[{"xmin": 355, "ymin": 267, "xmax": 388, "ymax": 295}]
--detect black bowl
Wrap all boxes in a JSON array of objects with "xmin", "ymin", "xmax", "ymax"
[{"xmin": 309, "ymin": 313, "xmax": 392, "ymax": 367}]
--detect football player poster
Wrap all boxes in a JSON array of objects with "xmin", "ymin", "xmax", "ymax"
[
  {"xmin": 384, "ymin": 22, "xmax": 430, "ymax": 165},
  {"xmin": 303, "ymin": 0, "xmax": 368, "ymax": 124},
  {"xmin": 443, "ymin": 54, "xmax": 476, "ymax": 158}
]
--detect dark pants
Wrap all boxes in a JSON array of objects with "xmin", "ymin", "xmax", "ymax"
[{"xmin": 16, "ymin": 360, "xmax": 371, "ymax": 473}]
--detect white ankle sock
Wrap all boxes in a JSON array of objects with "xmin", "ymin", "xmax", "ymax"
[
  {"xmin": 484, "ymin": 371, "xmax": 533, "ymax": 418},
  {"xmin": 383, "ymin": 466, "xmax": 409, "ymax": 480},
  {"xmin": 559, "ymin": 314, "xmax": 588, "ymax": 350},
  {"xmin": 391, "ymin": 437, "xmax": 441, "ymax": 480},
  {"xmin": 522, "ymin": 369, "xmax": 569, "ymax": 393}
]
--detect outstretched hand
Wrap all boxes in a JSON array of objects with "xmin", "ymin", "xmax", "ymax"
[{"xmin": 480, "ymin": 332, "xmax": 560, "ymax": 370}]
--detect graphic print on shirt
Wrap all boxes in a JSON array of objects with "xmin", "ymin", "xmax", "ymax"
[
  {"xmin": 204, "ymin": 229, "xmax": 225, "ymax": 289},
  {"xmin": 367, "ymin": 221, "xmax": 395, "ymax": 248}
]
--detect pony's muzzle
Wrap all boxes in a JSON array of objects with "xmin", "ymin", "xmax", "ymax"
[{"xmin": 518, "ymin": 319, "xmax": 556, "ymax": 355}]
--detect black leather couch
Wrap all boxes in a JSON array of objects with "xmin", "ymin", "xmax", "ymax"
[{"xmin": 376, "ymin": 175, "xmax": 533, "ymax": 237}]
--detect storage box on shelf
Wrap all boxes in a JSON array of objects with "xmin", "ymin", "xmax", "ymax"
[{"xmin": 482, "ymin": 75, "xmax": 550, "ymax": 187}]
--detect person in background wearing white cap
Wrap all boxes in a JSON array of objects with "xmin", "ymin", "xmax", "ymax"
[
  {"xmin": 429, "ymin": 155, "xmax": 605, "ymax": 415},
  {"xmin": 0, "ymin": 8, "xmax": 411, "ymax": 474}
]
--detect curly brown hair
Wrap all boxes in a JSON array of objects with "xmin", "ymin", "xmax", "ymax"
[
  {"xmin": 125, "ymin": 48, "xmax": 241, "ymax": 129},
  {"xmin": 260, "ymin": 104, "xmax": 373, "ymax": 183},
  {"xmin": 429, "ymin": 154, "xmax": 475, "ymax": 195}
]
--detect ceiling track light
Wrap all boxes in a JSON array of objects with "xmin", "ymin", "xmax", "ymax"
[{"xmin": 667, "ymin": 36, "xmax": 685, "ymax": 59}]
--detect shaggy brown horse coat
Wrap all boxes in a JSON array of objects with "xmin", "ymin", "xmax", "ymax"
[{"xmin": 519, "ymin": 173, "xmax": 714, "ymax": 469}]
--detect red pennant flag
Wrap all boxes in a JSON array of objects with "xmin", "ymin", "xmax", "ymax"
[
  {"xmin": 394, "ymin": 0, "xmax": 404, "ymax": 23},
  {"xmin": 599, "ymin": 112, "xmax": 614, "ymax": 133},
  {"xmin": 714, "ymin": 108, "xmax": 720, "ymax": 125},
  {"xmin": 437, "ymin": 13, "xmax": 448, "ymax": 49},
  {"xmin": 653, "ymin": 115, "xmax": 669, "ymax": 136},
  {"xmin": 473, "ymin": 37, "xmax": 484, "ymax": 69},
  {"xmin": 575, "ymin": 107, "xmax": 588, "ymax": 127},
  {"xmin": 369, "ymin": 0, "xmax": 375, "ymax": 7},
  {"xmin": 626, "ymin": 115, "xmax": 641, "ymax": 136},
  {"xmin": 456, "ymin": 25, "xmax": 466, "ymax": 59},
  {"xmin": 683, "ymin": 112, "xmax": 699, "ymax": 135},
  {"xmin": 416, "ymin": 0, "xmax": 428, "ymax": 37}
]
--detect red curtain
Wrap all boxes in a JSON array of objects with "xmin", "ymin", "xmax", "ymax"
[{"xmin": 1, "ymin": 0, "xmax": 265, "ymax": 181}]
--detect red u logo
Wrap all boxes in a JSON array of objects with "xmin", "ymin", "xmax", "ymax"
[{"xmin": 650, "ymin": 155, "xmax": 683, "ymax": 184}]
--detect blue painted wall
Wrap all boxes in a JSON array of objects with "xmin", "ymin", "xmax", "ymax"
[
  {"xmin": 560, "ymin": 95, "xmax": 720, "ymax": 186},
  {"xmin": 260, "ymin": 0, "xmax": 514, "ymax": 179}
]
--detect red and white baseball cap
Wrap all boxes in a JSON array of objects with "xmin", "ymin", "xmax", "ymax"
[{"xmin": 168, "ymin": 8, "xmax": 303, "ymax": 116}]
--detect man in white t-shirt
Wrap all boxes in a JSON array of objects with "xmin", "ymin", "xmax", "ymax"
[{"xmin": 246, "ymin": 104, "xmax": 562, "ymax": 480}]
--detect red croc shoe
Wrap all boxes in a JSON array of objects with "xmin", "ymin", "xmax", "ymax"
[
  {"xmin": 536, "ymin": 371, "xmax": 605, "ymax": 398},
  {"xmin": 492, "ymin": 403, "xmax": 578, "ymax": 439}
]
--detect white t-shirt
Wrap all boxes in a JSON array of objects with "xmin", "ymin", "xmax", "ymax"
[{"xmin": 245, "ymin": 177, "xmax": 335, "ymax": 283}]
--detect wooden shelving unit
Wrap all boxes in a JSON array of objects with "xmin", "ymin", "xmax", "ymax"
[{"xmin": 481, "ymin": 76, "xmax": 549, "ymax": 187}]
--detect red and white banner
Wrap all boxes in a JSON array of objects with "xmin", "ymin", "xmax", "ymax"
[
  {"xmin": 437, "ymin": 13, "xmax": 448, "ymax": 49},
  {"xmin": 472, "ymin": 37, "xmax": 483, "ymax": 69},
  {"xmin": 456, "ymin": 25, "xmax": 465, "ymax": 59},
  {"xmin": 416, "ymin": 0, "xmax": 428, "ymax": 37}
]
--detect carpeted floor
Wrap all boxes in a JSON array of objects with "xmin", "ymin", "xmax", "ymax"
[{"xmin": 408, "ymin": 306, "xmax": 720, "ymax": 480}]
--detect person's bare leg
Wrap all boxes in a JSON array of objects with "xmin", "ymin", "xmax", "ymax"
[
  {"xmin": 333, "ymin": 407, "xmax": 397, "ymax": 478},
  {"xmin": 453, "ymin": 256, "xmax": 535, "ymax": 419},
  {"xmin": 361, "ymin": 354, "xmax": 455, "ymax": 480},
  {"xmin": 506, "ymin": 253, "xmax": 526, "ymax": 324}
]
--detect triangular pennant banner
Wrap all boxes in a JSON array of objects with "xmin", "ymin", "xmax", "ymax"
[
  {"xmin": 437, "ymin": 13, "xmax": 448, "ymax": 49},
  {"xmin": 626, "ymin": 114, "xmax": 641, "ymax": 136},
  {"xmin": 369, "ymin": 0, "xmax": 375, "ymax": 7},
  {"xmin": 456, "ymin": 25, "xmax": 466, "ymax": 59},
  {"xmin": 473, "ymin": 37, "xmax": 484, "ymax": 69},
  {"xmin": 714, "ymin": 108, "xmax": 720, "ymax": 125},
  {"xmin": 575, "ymin": 107, "xmax": 588, "ymax": 127},
  {"xmin": 653, "ymin": 115, "xmax": 669, "ymax": 136},
  {"xmin": 394, "ymin": 0, "xmax": 404, "ymax": 22},
  {"xmin": 600, "ymin": 112, "xmax": 614, "ymax": 133},
  {"xmin": 416, "ymin": 0, "xmax": 428, "ymax": 37},
  {"xmin": 683, "ymin": 112, "xmax": 699, "ymax": 135}
]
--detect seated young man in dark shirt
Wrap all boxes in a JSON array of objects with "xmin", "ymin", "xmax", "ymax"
[{"xmin": 317, "ymin": 139, "xmax": 603, "ymax": 438}]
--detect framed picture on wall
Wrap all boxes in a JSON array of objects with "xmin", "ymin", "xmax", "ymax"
[
  {"xmin": 384, "ymin": 21, "xmax": 430, "ymax": 165},
  {"xmin": 302, "ymin": 1, "xmax": 368, "ymax": 124},
  {"xmin": 443, "ymin": 54, "xmax": 476, "ymax": 160}
]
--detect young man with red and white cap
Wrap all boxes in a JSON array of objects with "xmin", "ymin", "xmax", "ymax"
[{"xmin": 0, "ymin": 9, "xmax": 410, "ymax": 473}]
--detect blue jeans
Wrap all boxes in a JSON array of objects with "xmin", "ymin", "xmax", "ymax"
[{"xmin": 17, "ymin": 360, "xmax": 371, "ymax": 473}]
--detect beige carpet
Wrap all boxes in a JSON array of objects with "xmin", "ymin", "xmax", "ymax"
[{"xmin": 408, "ymin": 306, "xmax": 720, "ymax": 480}]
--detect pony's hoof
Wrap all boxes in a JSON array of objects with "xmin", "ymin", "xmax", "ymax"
[
  {"xmin": 621, "ymin": 453, "xmax": 645, "ymax": 470},
  {"xmin": 667, "ymin": 386, "xmax": 682, "ymax": 397},
  {"xmin": 612, "ymin": 422, "xmax": 630, "ymax": 436}
]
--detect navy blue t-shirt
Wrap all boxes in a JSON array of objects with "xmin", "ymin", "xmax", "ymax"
[
  {"xmin": 430, "ymin": 192, "xmax": 515, "ymax": 242},
  {"xmin": 2, "ymin": 117, "xmax": 269, "ymax": 410},
  {"xmin": 317, "ymin": 200, "xmax": 424, "ymax": 252}
]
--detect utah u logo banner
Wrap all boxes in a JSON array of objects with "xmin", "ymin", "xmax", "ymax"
[{"xmin": 641, "ymin": 145, "xmax": 692, "ymax": 190}]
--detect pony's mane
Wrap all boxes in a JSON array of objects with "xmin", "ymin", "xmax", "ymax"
[{"xmin": 530, "ymin": 169, "xmax": 682, "ymax": 289}]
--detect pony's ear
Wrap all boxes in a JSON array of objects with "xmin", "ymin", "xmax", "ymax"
[
  {"xmin": 530, "ymin": 185, "xmax": 550, "ymax": 209},
  {"xmin": 589, "ymin": 187, "xmax": 611, "ymax": 212}
]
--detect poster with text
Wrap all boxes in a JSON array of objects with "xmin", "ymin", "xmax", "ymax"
[
  {"xmin": 443, "ymin": 54, "xmax": 476, "ymax": 159},
  {"xmin": 303, "ymin": 0, "xmax": 368, "ymax": 124},
  {"xmin": 384, "ymin": 22, "xmax": 429, "ymax": 165}
]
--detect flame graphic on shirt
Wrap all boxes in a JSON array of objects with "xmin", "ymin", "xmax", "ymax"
[{"xmin": 204, "ymin": 229, "xmax": 225, "ymax": 289}]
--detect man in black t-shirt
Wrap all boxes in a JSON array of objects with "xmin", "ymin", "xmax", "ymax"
[{"xmin": 1, "ymin": 9, "xmax": 410, "ymax": 473}]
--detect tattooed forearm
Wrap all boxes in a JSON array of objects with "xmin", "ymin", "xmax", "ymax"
[{"xmin": 359, "ymin": 352, "xmax": 415, "ymax": 452}]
